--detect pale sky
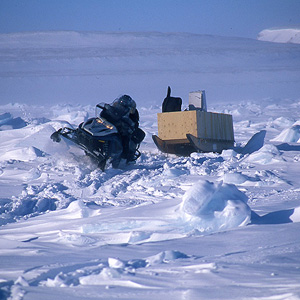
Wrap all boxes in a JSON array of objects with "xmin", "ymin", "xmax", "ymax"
[{"xmin": 0, "ymin": 0, "xmax": 299, "ymax": 38}]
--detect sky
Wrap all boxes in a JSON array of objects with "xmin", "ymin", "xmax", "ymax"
[{"xmin": 0, "ymin": 0, "xmax": 300, "ymax": 38}]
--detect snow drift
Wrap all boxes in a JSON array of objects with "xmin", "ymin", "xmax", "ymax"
[{"xmin": 258, "ymin": 28, "xmax": 300, "ymax": 44}]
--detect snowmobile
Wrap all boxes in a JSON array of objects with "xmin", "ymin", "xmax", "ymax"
[{"xmin": 50, "ymin": 103, "xmax": 145, "ymax": 171}]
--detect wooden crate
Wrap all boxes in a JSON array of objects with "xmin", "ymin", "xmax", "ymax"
[{"xmin": 157, "ymin": 110, "xmax": 234, "ymax": 142}]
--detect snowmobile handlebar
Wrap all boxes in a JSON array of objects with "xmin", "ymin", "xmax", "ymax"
[{"xmin": 96, "ymin": 103, "xmax": 106, "ymax": 110}]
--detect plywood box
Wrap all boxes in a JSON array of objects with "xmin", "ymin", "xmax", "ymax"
[{"xmin": 157, "ymin": 110, "xmax": 234, "ymax": 142}]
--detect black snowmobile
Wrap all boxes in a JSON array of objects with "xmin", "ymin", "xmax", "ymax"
[{"xmin": 50, "ymin": 101, "xmax": 145, "ymax": 171}]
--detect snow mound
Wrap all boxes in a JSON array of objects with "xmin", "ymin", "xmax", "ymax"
[
  {"xmin": 222, "ymin": 172, "xmax": 250, "ymax": 185},
  {"xmin": 0, "ymin": 112, "xmax": 27, "ymax": 130},
  {"xmin": 65, "ymin": 200, "xmax": 101, "ymax": 219},
  {"xmin": 271, "ymin": 124, "xmax": 300, "ymax": 143},
  {"xmin": 0, "ymin": 146, "xmax": 45, "ymax": 162},
  {"xmin": 244, "ymin": 144, "xmax": 283, "ymax": 164},
  {"xmin": 258, "ymin": 28, "xmax": 300, "ymax": 44},
  {"xmin": 146, "ymin": 250, "xmax": 189, "ymax": 266},
  {"xmin": 271, "ymin": 117, "xmax": 295, "ymax": 128},
  {"xmin": 180, "ymin": 180, "xmax": 251, "ymax": 233}
]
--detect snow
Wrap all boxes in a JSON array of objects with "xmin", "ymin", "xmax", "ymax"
[
  {"xmin": 0, "ymin": 30, "xmax": 300, "ymax": 300},
  {"xmin": 1, "ymin": 30, "xmax": 300, "ymax": 106},
  {"xmin": 180, "ymin": 180, "xmax": 251, "ymax": 232},
  {"xmin": 258, "ymin": 28, "xmax": 300, "ymax": 44},
  {"xmin": 271, "ymin": 124, "xmax": 300, "ymax": 143}
]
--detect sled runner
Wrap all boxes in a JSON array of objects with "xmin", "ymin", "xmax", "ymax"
[{"xmin": 153, "ymin": 88, "xmax": 234, "ymax": 156}]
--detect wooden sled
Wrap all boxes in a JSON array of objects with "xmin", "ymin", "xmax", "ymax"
[
  {"xmin": 152, "ymin": 135, "xmax": 196, "ymax": 156},
  {"xmin": 153, "ymin": 108, "xmax": 235, "ymax": 156},
  {"xmin": 152, "ymin": 134, "xmax": 234, "ymax": 156}
]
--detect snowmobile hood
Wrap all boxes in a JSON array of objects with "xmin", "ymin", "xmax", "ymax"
[{"xmin": 81, "ymin": 117, "xmax": 118, "ymax": 137}]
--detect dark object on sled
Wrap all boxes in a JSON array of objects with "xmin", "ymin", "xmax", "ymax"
[
  {"xmin": 162, "ymin": 86, "xmax": 182, "ymax": 113},
  {"xmin": 51, "ymin": 104, "xmax": 145, "ymax": 171},
  {"xmin": 153, "ymin": 103, "xmax": 234, "ymax": 156}
]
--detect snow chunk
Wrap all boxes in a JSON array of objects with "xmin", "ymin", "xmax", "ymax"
[
  {"xmin": 128, "ymin": 231, "xmax": 152, "ymax": 243},
  {"xmin": 180, "ymin": 180, "xmax": 250, "ymax": 233},
  {"xmin": 79, "ymin": 268, "xmax": 151, "ymax": 288},
  {"xmin": 42, "ymin": 273, "xmax": 66, "ymax": 288},
  {"xmin": 162, "ymin": 163, "xmax": 187, "ymax": 178},
  {"xmin": 0, "ymin": 146, "xmax": 45, "ymax": 162},
  {"xmin": 222, "ymin": 172, "xmax": 249, "ymax": 185},
  {"xmin": 65, "ymin": 200, "xmax": 101, "ymax": 219},
  {"xmin": 182, "ymin": 262, "xmax": 217, "ymax": 273},
  {"xmin": 244, "ymin": 144, "xmax": 283, "ymax": 164},
  {"xmin": 290, "ymin": 207, "xmax": 300, "ymax": 223},
  {"xmin": 146, "ymin": 250, "xmax": 189, "ymax": 266},
  {"xmin": 271, "ymin": 125, "xmax": 300, "ymax": 143},
  {"xmin": 108, "ymin": 257, "xmax": 125, "ymax": 269},
  {"xmin": 221, "ymin": 149, "xmax": 239, "ymax": 160}
]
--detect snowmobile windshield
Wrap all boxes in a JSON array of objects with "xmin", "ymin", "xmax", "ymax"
[{"xmin": 96, "ymin": 102, "xmax": 106, "ymax": 117}]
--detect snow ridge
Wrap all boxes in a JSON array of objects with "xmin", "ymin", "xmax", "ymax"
[{"xmin": 258, "ymin": 28, "xmax": 300, "ymax": 44}]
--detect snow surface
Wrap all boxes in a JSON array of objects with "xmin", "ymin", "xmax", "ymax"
[
  {"xmin": 0, "ymin": 31, "xmax": 300, "ymax": 300},
  {"xmin": 1, "ymin": 30, "xmax": 300, "ymax": 106}
]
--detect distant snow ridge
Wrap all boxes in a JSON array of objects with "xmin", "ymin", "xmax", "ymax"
[
  {"xmin": 0, "ymin": 112, "xmax": 27, "ymax": 130},
  {"xmin": 257, "ymin": 28, "xmax": 300, "ymax": 44}
]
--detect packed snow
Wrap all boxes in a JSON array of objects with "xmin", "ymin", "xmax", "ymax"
[{"xmin": 0, "ymin": 30, "xmax": 300, "ymax": 300}]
